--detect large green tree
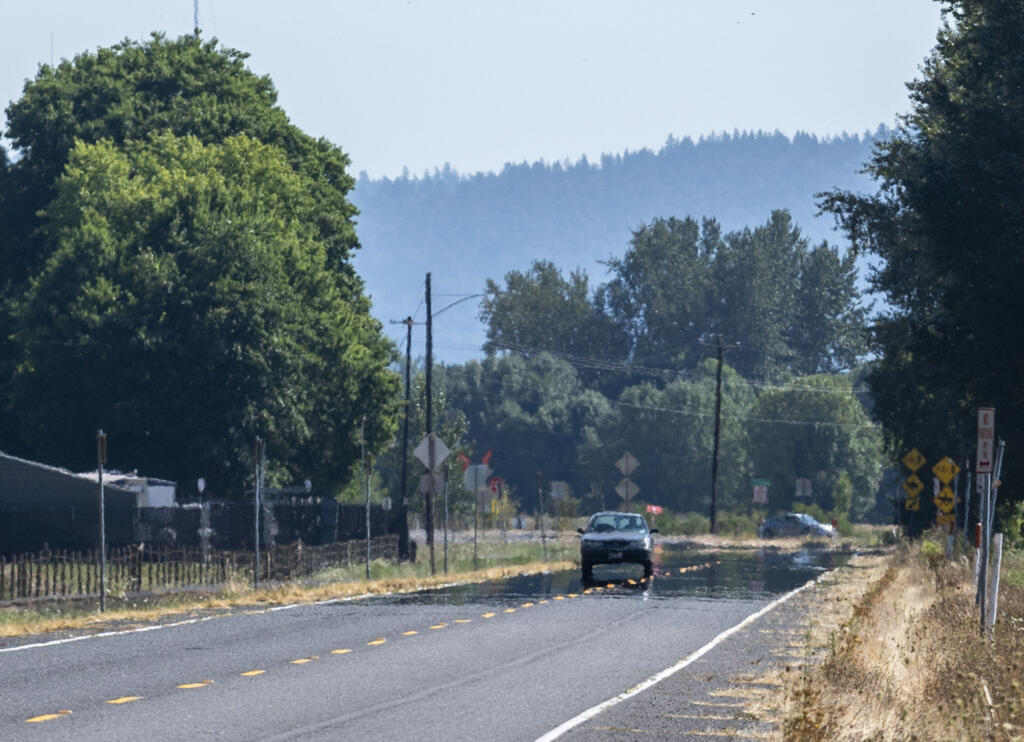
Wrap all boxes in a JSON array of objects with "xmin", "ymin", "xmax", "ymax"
[
  {"xmin": 819, "ymin": 0, "xmax": 1024, "ymax": 509},
  {"xmin": 479, "ymin": 260, "xmax": 629, "ymax": 392},
  {"xmin": 746, "ymin": 374, "xmax": 883, "ymax": 520},
  {"xmin": 445, "ymin": 353, "xmax": 613, "ymax": 511},
  {"xmin": 582, "ymin": 359, "xmax": 755, "ymax": 515},
  {"xmin": 597, "ymin": 212, "xmax": 867, "ymax": 380},
  {"xmin": 0, "ymin": 35, "xmax": 398, "ymax": 493}
]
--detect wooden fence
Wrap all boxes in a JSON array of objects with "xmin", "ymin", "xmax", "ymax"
[{"xmin": 0, "ymin": 535, "xmax": 400, "ymax": 603}]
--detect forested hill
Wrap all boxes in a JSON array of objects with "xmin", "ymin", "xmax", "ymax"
[{"xmin": 350, "ymin": 129, "xmax": 882, "ymax": 362}]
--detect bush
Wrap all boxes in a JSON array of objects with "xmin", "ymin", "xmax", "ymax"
[
  {"xmin": 793, "ymin": 502, "xmax": 830, "ymax": 523},
  {"xmin": 920, "ymin": 539, "xmax": 944, "ymax": 569},
  {"xmin": 715, "ymin": 511, "xmax": 760, "ymax": 537},
  {"xmin": 671, "ymin": 511, "xmax": 711, "ymax": 535}
]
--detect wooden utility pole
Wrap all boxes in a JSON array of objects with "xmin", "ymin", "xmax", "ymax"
[
  {"xmin": 701, "ymin": 335, "xmax": 739, "ymax": 534},
  {"xmin": 396, "ymin": 316, "xmax": 414, "ymax": 560},
  {"xmin": 424, "ymin": 273, "xmax": 435, "ymax": 575},
  {"xmin": 97, "ymin": 430, "xmax": 107, "ymax": 612}
]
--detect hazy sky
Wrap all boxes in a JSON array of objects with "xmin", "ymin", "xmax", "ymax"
[{"xmin": 3, "ymin": 1, "xmax": 945, "ymax": 179}]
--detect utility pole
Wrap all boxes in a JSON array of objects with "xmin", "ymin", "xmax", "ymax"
[
  {"xmin": 536, "ymin": 472, "xmax": 546, "ymax": 561},
  {"xmin": 363, "ymin": 417, "xmax": 371, "ymax": 580},
  {"xmin": 701, "ymin": 335, "xmax": 739, "ymax": 534},
  {"xmin": 96, "ymin": 430, "xmax": 107, "ymax": 612},
  {"xmin": 253, "ymin": 435, "xmax": 263, "ymax": 590},
  {"xmin": 395, "ymin": 317, "xmax": 414, "ymax": 560},
  {"xmin": 424, "ymin": 273, "xmax": 436, "ymax": 575}
]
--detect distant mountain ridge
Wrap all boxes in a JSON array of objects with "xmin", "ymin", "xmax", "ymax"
[{"xmin": 350, "ymin": 128, "xmax": 883, "ymax": 362}]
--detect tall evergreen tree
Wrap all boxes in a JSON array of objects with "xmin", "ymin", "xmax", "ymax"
[{"xmin": 820, "ymin": 0, "xmax": 1024, "ymax": 510}]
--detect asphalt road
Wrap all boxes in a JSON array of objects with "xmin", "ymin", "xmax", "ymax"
[{"xmin": 0, "ymin": 555, "xmax": 826, "ymax": 741}]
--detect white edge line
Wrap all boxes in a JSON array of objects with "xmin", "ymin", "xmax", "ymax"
[
  {"xmin": 0, "ymin": 580, "xmax": 476, "ymax": 654},
  {"xmin": 534, "ymin": 573, "xmax": 827, "ymax": 742}
]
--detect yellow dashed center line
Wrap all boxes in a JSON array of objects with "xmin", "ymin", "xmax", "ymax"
[
  {"xmin": 25, "ymin": 710, "xmax": 71, "ymax": 723},
  {"xmin": 20, "ymin": 581, "xmax": 603, "ymax": 727}
]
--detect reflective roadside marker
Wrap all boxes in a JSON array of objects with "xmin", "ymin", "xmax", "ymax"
[{"xmin": 26, "ymin": 710, "xmax": 72, "ymax": 723}]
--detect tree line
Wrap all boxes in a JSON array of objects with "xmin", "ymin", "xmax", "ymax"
[{"xmin": 375, "ymin": 211, "xmax": 885, "ymax": 527}]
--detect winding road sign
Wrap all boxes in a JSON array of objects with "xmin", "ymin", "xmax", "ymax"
[
  {"xmin": 932, "ymin": 457, "xmax": 960, "ymax": 485},
  {"xmin": 902, "ymin": 449, "xmax": 926, "ymax": 472}
]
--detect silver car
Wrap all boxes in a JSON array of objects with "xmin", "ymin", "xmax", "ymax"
[
  {"xmin": 577, "ymin": 511, "xmax": 658, "ymax": 580},
  {"xmin": 757, "ymin": 512, "xmax": 835, "ymax": 539}
]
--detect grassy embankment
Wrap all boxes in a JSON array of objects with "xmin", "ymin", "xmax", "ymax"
[
  {"xmin": 780, "ymin": 534, "xmax": 1024, "ymax": 740},
  {"xmin": 0, "ymin": 536, "xmax": 579, "ymax": 639}
]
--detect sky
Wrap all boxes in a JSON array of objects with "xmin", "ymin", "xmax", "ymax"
[{"xmin": 2, "ymin": 0, "xmax": 946, "ymax": 179}]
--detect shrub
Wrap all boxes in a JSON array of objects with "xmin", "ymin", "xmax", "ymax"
[
  {"xmin": 672, "ymin": 511, "xmax": 711, "ymax": 535},
  {"xmin": 920, "ymin": 539, "xmax": 944, "ymax": 569},
  {"xmin": 715, "ymin": 511, "xmax": 760, "ymax": 537}
]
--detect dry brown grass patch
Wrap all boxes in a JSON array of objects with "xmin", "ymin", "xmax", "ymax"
[{"xmin": 781, "ymin": 543, "xmax": 1024, "ymax": 741}]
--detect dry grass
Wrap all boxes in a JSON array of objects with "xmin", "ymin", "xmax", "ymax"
[
  {"xmin": 0, "ymin": 560, "xmax": 575, "ymax": 639},
  {"xmin": 779, "ymin": 539, "xmax": 1024, "ymax": 741}
]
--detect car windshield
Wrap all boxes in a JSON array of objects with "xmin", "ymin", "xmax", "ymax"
[{"xmin": 588, "ymin": 514, "xmax": 646, "ymax": 533}]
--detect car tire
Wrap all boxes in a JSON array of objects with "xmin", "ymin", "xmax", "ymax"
[
  {"xmin": 581, "ymin": 561, "xmax": 593, "ymax": 580},
  {"xmin": 763, "ymin": 529, "xmax": 773, "ymax": 538},
  {"xmin": 642, "ymin": 560, "xmax": 653, "ymax": 578}
]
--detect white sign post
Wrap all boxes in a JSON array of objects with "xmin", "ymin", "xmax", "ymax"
[
  {"xmin": 976, "ymin": 407, "xmax": 994, "ymax": 636},
  {"xmin": 977, "ymin": 407, "xmax": 995, "ymax": 473}
]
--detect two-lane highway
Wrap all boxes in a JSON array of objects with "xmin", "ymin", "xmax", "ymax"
[{"xmin": 1, "ymin": 546, "xmax": 837, "ymax": 740}]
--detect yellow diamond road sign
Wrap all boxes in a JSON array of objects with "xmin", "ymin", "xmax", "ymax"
[
  {"xmin": 901, "ymin": 474, "xmax": 924, "ymax": 498},
  {"xmin": 933, "ymin": 486, "xmax": 956, "ymax": 513},
  {"xmin": 902, "ymin": 448, "xmax": 926, "ymax": 472},
  {"xmin": 932, "ymin": 457, "xmax": 961, "ymax": 485}
]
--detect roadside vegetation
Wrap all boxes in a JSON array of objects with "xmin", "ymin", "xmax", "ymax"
[
  {"xmin": 0, "ymin": 536, "xmax": 580, "ymax": 639},
  {"xmin": 782, "ymin": 536, "xmax": 1024, "ymax": 740}
]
